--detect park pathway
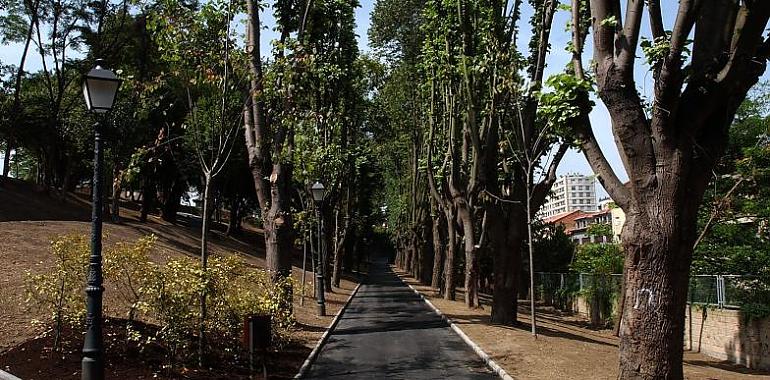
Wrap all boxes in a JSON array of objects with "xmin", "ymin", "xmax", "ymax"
[{"xmin": 304, "ymin": 258, "xmax": 495, "ymax": 379}]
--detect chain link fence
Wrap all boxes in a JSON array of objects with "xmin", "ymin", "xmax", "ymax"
[{"xmin": 535, "ymin": 272, "xmax": 762, "ymax": 310}]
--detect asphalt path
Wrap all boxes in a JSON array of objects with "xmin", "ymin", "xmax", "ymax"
[{"xmin": 304, "ymin": 258, "xmax": 496, "ymax": 379}]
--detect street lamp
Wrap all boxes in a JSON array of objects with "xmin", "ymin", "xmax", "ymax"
[
  {"xmin": 81, "ymin": 59, "xmax": 121, "ymax": 380},
  {"xmin": 311, "ymin": 181, "xmax": 326, "ymax": 316}
]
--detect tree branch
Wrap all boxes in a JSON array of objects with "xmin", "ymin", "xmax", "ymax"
[
  {"xmin": 531, "ymin": 143, "xmax": 568, "ymax": 208},
  {"xmin": 571, "ymin": 0, "xmax": 631, "ymax": 210},
  {"xmin": 647, "ymin": 0, "xmax": 665, "ymax": 41},
  {"xmin": 617, "ymin": 0, "xmax": 643, "ymax": 76},
  {"xmin": 692, "ymin": 0, "xmax": 738, "ymax": 74},
  {"xmin": 589, "ymin": 0, "xmax": 618, "ymax": 67},
  {"xmin": 716, "ymin": 2, "xmax": 770, "ymax": 88}
]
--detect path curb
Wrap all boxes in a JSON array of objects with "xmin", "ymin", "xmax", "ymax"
[
  {"xmin": 293, "ymin": 281, "xmax": 363, "ymax": 379},
  {"xmin": 0, "ymin": 369, "xmax": 22, "ymax": 380},
  {"xmin": 399, "ymin": 273, "xmax": 515, "ymax": 380}
]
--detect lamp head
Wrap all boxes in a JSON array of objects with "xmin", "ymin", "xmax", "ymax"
[{"xmin": 83, "ymin": 59, "xmax": 121, "ymax": 113}]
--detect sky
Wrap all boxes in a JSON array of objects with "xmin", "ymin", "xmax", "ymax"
[{"xmin": 1, "ymin": 1, "xmax": 766, "ymax": 198}]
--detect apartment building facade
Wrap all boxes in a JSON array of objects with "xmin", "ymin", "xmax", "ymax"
[{"xmin": 540, "ymin": 174, "xmax": 598, "ymax": 218}]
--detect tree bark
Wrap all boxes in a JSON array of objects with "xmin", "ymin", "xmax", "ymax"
[
  {"xmin": 419, "ymin": 216, "xmax": 434, "ymax": 284},
  {"xmin": 489, "ymin": 206, "xmax": 524, "ymax": 325},
  {"xmin": 226, "ymin": 196, "xmax": 241, "ymax": 236},
  {"xmin": 331, "ymin": 210, "xmax": 349, "ymax": 288},
  {"xmin": 244, "ymin": 0, "xmax": 294, "ymax": 284},
  {"xmin": 617, "ymin": 208, "xmax": 694, "ymax": 379},
  {"xmin": 404, "ymin": 238, "xmax": 413, "ymax": 275},
  {"xmin": 161, "ymin": 179, "xmax": 184, "ymax": 223},
  {"xmin": 198, "ymin": 174, "xmax": 213, "ymax": 367},
  {"xmin": 111, "ymin": 165, "xmax": 121, "ymax": 223},
  {"xmin": 430, "ymin": 208, "xmax": 445, "ymax": 289},
  {"xmin": 139, "ymin": 180, "xmax": 154, "ymax": 222},
  {"xmin": 2, "ymin": 143, "xmax": 11, "ymax": 179},
  {"xmin": 443, "ymin": 207, "xmax": 457, "ymax": 300},
  {"xmin": 457, "ymin": 202, "xmax": 478, "ymax": 308}
]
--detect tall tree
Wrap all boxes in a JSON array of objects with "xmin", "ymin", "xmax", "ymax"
[
  {"xmin": 568, "ymin": 1, "xmax": 770, "ymax": 378},
  {"xmin": 0, "ymin": 0, "xmax": 40, "ymax": 180},
  {"xmin": 243, "ymin": 0, "xmax": 298, "ymax": 280}
]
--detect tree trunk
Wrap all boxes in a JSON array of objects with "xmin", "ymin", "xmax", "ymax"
[
  {"xmin": 264, "ymin": 212, "xmax": 292, "ymax": 279},
  {"xmin": 198, "ymin": 175, "xmax": 212, "ymax": 367},
  {"xmin": 617, "ymin": 209, "xmax": 695, "ymax": 379},
  {"xmin": 404, "ymin": 241, "xmax": 413, "ymax": 274},
  {"xmin": 412, "ymin": 234, "xmax": 416, "ymax": 281},
  {"xmin": 2, "ymin": 143, "xmax": 11, "ymax": 178},
  {"xmin": 226, "ymin": 196, "xmax": 241, "ymax": 236},
  {"xmin": 332, "ymin": 210, "xmax": 342, "ymax": 287},
  {"xmin": 244, "ymin": 0, "xmax": 293, "ymax": 286},
  {"xmin": 140, "ymin": 180, "xmax": 154, "ymax": 222},
  {"xmin": 430, "ymin": 211, "xmax": 444, "ymax": 289},
  {"xmin": 457, "ymin": 202, "xmax": 478, "ymax": 308},
  {"xmin": 331, "ymin": 211, "xmax": 349, "ymax": 288},
  {"xmin": 161, "ymin": 180, "xmax": 184, "ymax": 223},
  {"xmin": 490, "ymin": 207, "xmax": 523, "ymax": 325},
  {"xmin": 111, "ymin": 165, "xmax": 121, "ymax": 223},
  {"xmin": 443, "ymin": 208, "xmax": 457, "ymax": 300},
  {"xmin": 419, "ymin": 217, "xmax": 434, "ymax": 284}
]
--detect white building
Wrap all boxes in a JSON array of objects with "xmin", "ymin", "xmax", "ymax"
[{"xmin": 540, "ymin": 174, "xmax": 598, "ymax": 218}]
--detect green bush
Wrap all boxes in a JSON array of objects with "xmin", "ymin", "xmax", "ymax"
[
  {"xmin": 570, "ymin": 242, "xmax": 623, "ymax": 327},
  {"xmin": 104, "ymin": 234, "xmax": 159, "ymax": 323},
  {"xmin": 25, "ymin": 234, "xmax": 295, "ymax": 365},
  {"xmin": 24, "ymin": 234, "xmax": 90, "ymax": 351}
]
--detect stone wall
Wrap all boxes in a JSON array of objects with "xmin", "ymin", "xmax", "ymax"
[{"xmin": 684, "ymin": 306, "xmax": 770, "ymax": 370}]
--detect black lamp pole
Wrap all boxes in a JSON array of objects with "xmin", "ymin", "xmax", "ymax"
[
  {"xmin": 82, "ymin": 120, "xmax": 105, "ymax": 380},
  {"xmin": 81, "ymin": 58, "xmax": 120, "ymax": 380},
  {"xmin": 315, "ymin": 203, "xmax": 326, "ymax": 316}
]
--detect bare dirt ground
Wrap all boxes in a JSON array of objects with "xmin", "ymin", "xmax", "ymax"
[
  {"xmin": 395, "ymin": 269, "xmax": 770, "ymax": 380},
  {"xmin": 0, "ymin": 179, "xmax": 358, "ymax": 378}
]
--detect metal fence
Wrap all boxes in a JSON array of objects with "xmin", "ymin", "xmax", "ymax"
[{"xmin": 534, "ymin": 272, "xmax": 762, "ymax": 309}]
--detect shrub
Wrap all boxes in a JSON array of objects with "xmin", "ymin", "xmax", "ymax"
[
  {"xmin": 142, "ymin": 255, "xmax": 296, "ymax": 363},
  {"xmin": 143, "ymin": 257, "xmax": 206, "ymax": 363},
  {"xmin": 25, "ymin": 233, "xmax": 296, "ymax": 366},
  {"xmin": 24, "ymin": 234, "xmax": 90, "ymax": 351},
  {"xmin": 104, "ymin": 234, "xmax": 158, "ymax": 323}
]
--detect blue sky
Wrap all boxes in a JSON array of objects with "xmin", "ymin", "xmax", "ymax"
[{"xmin": 2, "ymin": 1, "xmax": 766, "ymax": 197}]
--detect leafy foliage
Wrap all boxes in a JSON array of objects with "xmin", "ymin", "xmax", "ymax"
[
  {"xmin": 533, "ymin": 222, "xmax": 576, "ymax": 273},
  {"xmin": 24, "ymin": 234, "xmax": 89, "ymax": 350},
  {"xmin": 571, "ymin": 243, "xmax": 623, "ymax": 275},
  {"xmin": 25, "ymin": 234, "xmax": 295, "ymax": 364}
]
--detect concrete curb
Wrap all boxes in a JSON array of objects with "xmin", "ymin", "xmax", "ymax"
[
  {"xmin": 400, "ymin": 275, "xmax": 515, "ymax": 380},
  {"xmin": 0, "ymin": 369, "xmax": 22, "ymax": 380},
  {"xmin": 293, "ymin": 282, "xmax": 363, "ymax": 379}
]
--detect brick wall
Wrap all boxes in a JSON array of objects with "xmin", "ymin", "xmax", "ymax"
[
  {"xmin": 566, "ymin": 297, "xmax": 770, "ymax": 370},
  {"xmin": 684, "ymin": 306, "xmax": 770, "ymax": 370}
]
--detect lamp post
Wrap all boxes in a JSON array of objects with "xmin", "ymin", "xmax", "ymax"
[
  {"xmin": 81, "ymin": 59, "xmax": 121, "ymax": 380},
  {"xmin": 311, "ymin": 181, "xmax": 325, "ymax": 316}
]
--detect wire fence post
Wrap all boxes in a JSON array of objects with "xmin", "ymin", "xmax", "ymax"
[{"xmin": 716, "ymin": 275, "xmax": 725, "ymax": 309}]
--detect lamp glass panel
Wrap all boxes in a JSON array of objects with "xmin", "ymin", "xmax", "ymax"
[
  {"xmin": 311, "ymin": 183, "xmax": 324, "ymax": 201},
  {"xmin": 85, "ymin": 77, "xmax": 119, "ymax": 113}
]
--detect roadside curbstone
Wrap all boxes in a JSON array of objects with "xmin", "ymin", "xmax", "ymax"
[
  {"xmin": 0, "ymin": 369, "xmax": 22, "ymax": 380},
  {"xmin": 399, "ymin": 272, "xmax": 515, "ymax": 380},
  {"xmin": 293, "ymin": 281, "xmax": 363, "ymax": 379}
]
